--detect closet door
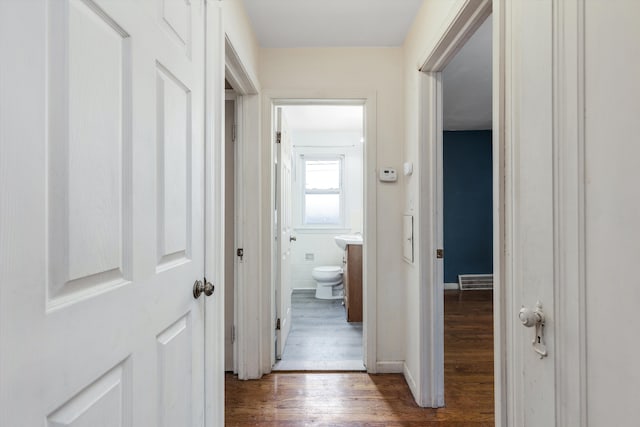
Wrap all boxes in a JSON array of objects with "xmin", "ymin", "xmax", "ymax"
[{"xmin": 0, "ymin": 1, "xmax": 207, "ymax": 425}]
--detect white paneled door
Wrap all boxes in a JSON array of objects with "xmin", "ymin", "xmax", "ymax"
[
  {"xmin": 504, "ymin": 1, "xmax": 640, "ymax": 425},
  {"xmin": 275, "ymin": 107, "xmax": 293, "ymax": 359},
  {"xmin": 0, "ymin": 1, "xmax": 209, "ymax": 426}
]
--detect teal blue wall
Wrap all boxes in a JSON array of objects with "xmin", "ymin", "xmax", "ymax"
[{"xmin": 443, "ymin": 130, "xmax": 493, "ymax": 283}]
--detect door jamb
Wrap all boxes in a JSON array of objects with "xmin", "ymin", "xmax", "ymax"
[
  {"xmin": 204, "ymin": 2, "xmax": 224, "ymax": 426},
  {"xmin": 261, "ymin": 93, "xmax": 378, "ymax": 373},
  {"xmin": 415, "ymin": 0, "xmax": 497, "ymax": 412},
  {"xmin": 223, "ymin": 34, "xmax": 261, "ymax": 380},
  {"xmin": 223, "ymin": 89, "xmax": 242, "ymax": 374}
]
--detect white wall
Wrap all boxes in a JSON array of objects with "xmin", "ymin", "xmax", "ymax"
[
  {"xmin": 289, "ymin": 130, "xmax": 363, "ymax": 290},
  {"xmin": 259, "ymin": 47, "xmax": 406, "ymax": 366},
  {"xmin": 402, "ymin": 0, "xmax": 471, "ymax": 401},
  {"xmin": 223, "ymin": 0, "xmax": 260, "ymax": 88}
]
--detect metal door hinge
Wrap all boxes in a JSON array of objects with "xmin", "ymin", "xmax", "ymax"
[
  {"xmin": 232, "ymin": 325, "xmax": 236, "ymax": 343},
  {"xmin": 276, "ymin": 318, "xmax": 281, "ymax": 330},
  {"xmin": 276, "ymin": 131, "xmax": 281, "ymax": 144},
  {"xmin": 232, "ymin": 124, "xmax": 237, "ymax": 142},
  {"xmin": 436, "ymin": 249, "xmax": 444, "ymax": 259}
]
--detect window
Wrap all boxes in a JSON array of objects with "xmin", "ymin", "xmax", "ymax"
[{"xmin": 302, "ymin": 157, "xmax": 343, "ymax": 226}]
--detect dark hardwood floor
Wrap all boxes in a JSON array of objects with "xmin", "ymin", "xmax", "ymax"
[{"xmin": 225, "ymin": 290, "xmax": 494, "ymax": 426}]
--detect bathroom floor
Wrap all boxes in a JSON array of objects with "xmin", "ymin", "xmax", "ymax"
[{"xmin": 273, "ymin": 289, "xmax": 365, "ymax": 371}]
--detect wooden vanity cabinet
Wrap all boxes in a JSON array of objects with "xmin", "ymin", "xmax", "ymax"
[{"xmin": 343, "ymin": 244, "xmax": 363, "ymax": 322}]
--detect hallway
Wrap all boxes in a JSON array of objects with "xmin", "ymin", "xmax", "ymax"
[{"xmin": 225, "ymin": 290, "xmax": 493, "ymax": 425}]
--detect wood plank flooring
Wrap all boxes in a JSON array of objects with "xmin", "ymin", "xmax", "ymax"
[{"xmin": 226, "ymin": 290, "xmax": 494, "ymax": 426}]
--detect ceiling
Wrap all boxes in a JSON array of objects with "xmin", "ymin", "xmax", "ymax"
[
  {"xmin": 242, "ymin": 0, "xmax": 423, "ymax": 48},
  {"xmin": 443, "ymin": 15, "xmax": 492, "ymax": 130},
  {"xmin": 241, "ymin": 1, "xmax": 492, "ymax": 131}
]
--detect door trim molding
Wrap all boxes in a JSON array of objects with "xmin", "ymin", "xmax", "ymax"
[
  {"xmin": 223, "ymin": 33, "xmax": 261, "ymax": 381},
  {"xmin": 260, "ymin": 92, "xmax": 378, "ymax": 374},
  {"xmin": 416, "ymin": 0, "xmax": 495, "ymax": 411},
  {"xmin": 417, "ymin": 71, "xmax": 445, "ymax": 407},
  {"xmin": 500, "ymin": 0, "xmax": 587, "ymax": 424},
  {"xmin": 492, "ymin": 1, "xmax": 507, "ymax": 424},
  {"xmin": 552, "ymin": 0, "xmax": 587, "ymax": 425},
  {"xmin": 419, "ymin": 0, "xmax": 492, "ymax": 72},
  {"xmin": 225, "ymin": 35, "xmax": 258, "ymax": 96},
  {"xmin": 205, "ymin": 2, "xmax": 224, "ymax": 426}
]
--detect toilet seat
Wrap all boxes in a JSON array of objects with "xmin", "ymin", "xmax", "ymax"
[
  {"xmin": 311, "ymin": 266, "xmax": 343, "ymax": 282},
  {"xmin": 314, "ymin": 266, "xmax": 342, "ymax": 273}
]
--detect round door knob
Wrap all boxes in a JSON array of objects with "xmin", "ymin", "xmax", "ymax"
[
  {"xmin": 519, "ymin": 303, "xmax": 544, "ymax": 327},
  {"xmin": 193, "ymin": 279, "xmax": 215, "ymax": 299}
]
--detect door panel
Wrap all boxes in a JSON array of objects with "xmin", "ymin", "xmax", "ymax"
[
  {"xmin": 160, "ymin": 0, "xmax": 192, "ymax": 54},
  {"xmin": 157, "ymin": 315, "xmax": 193, "ymax": 427},
  {"xmin": 48, "ymin": 0, "xmax": 131, "ymax": 304},
  {"xmin": 156, "ymin": 62, "xmax": 192, "ymax": 269},
  {"xmin": 46, "ymin": 361, "xmax": 130, "ymax": 427},
  {"xmin": 0, "ymin": 1, "xmax": 207, "ymax": 425}
]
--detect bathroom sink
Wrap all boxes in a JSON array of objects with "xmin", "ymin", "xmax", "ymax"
[{"xmin": 334, "ymin": 234, "xmax": 363, "ymax": 250}]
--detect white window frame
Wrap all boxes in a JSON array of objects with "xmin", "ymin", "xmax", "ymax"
[{"xmin": 299, "ymin": 154, "xmax": 346, "ymax": 229}]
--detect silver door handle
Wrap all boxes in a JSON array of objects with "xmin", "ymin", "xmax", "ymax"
[{"xmin": 193, "ymin": 279, "xmax": 214, "ymax": 299}]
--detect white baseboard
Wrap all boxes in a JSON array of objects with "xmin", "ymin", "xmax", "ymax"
[
  {"xmin": 403, "ymin": 362, "xmax": 420, "ymax": 404},
  {"xmin": 375, "ymin": 361, "xmax": 403, "ymax": 373},
  {"xmin": 444, "ymin": 282, "xmax": 459, "ymax": 290}
]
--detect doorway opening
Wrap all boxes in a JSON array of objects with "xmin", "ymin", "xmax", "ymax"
[
  {"xmin": 441, "ymin": 14, "xmax": 494, "ymax": 409},
  {"xmin": 415, "ymin": 0, "xmax": 497, "ymax": 409},
  {"xmin": 271, "ymin": 102, "xmax": 367, "ymax": 371}
]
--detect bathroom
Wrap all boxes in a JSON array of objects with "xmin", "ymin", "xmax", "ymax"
[{"xmin": 274, "ymin": 104, "xmax": 365, "ymax": 370}]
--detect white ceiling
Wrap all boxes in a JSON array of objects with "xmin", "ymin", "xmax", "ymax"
[
  {"xmin": 242, "ymin": 1, "xmax": 492, "ymax": 130},
  {"xmin": 443, "ymin": 15, "xmax": 492, "ymax": 130},
  {"xmin": 242, "ymin": 0, "xmax": 423, "ymax": 48}
]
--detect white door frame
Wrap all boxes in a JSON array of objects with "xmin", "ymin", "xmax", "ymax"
[
  {"xmin": 204, "ymin": 2, "xmax": 225, "ymax": 425},
  {"xmin": 260, "ymin": 92, "xmax": 378, "ymax": 373},
  {"xmin": 223, "ymin": 35, "xmax": 262, "ymax": 380},
  {"xmin": 415, "ymin": 0, "xmax": 495, "ymax": 410},
  {"xmin": 223, "ymin": 90, "xmax": 239, "ymax": 374}
]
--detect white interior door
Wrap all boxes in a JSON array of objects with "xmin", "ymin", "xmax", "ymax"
[
  {"xmin": 275, "ymin": 107, "xmax": 293, "ymax": 359},
  {"xmin": 0, "ymin": 1, "xmax": 208, "ymax": 425},
  {"xmin": 503, "ymin": 1, "xmax": 640, "ymax": 425}
]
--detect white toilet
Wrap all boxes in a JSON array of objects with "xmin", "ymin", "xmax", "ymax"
[{"xmin": 312, "ymin": 266, "xmax": 344, "ymax": 300}]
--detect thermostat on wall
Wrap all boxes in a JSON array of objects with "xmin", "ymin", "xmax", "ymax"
[{"xmin": 379, "ymin": 167, "xmax": 397, "ymax": 182}]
